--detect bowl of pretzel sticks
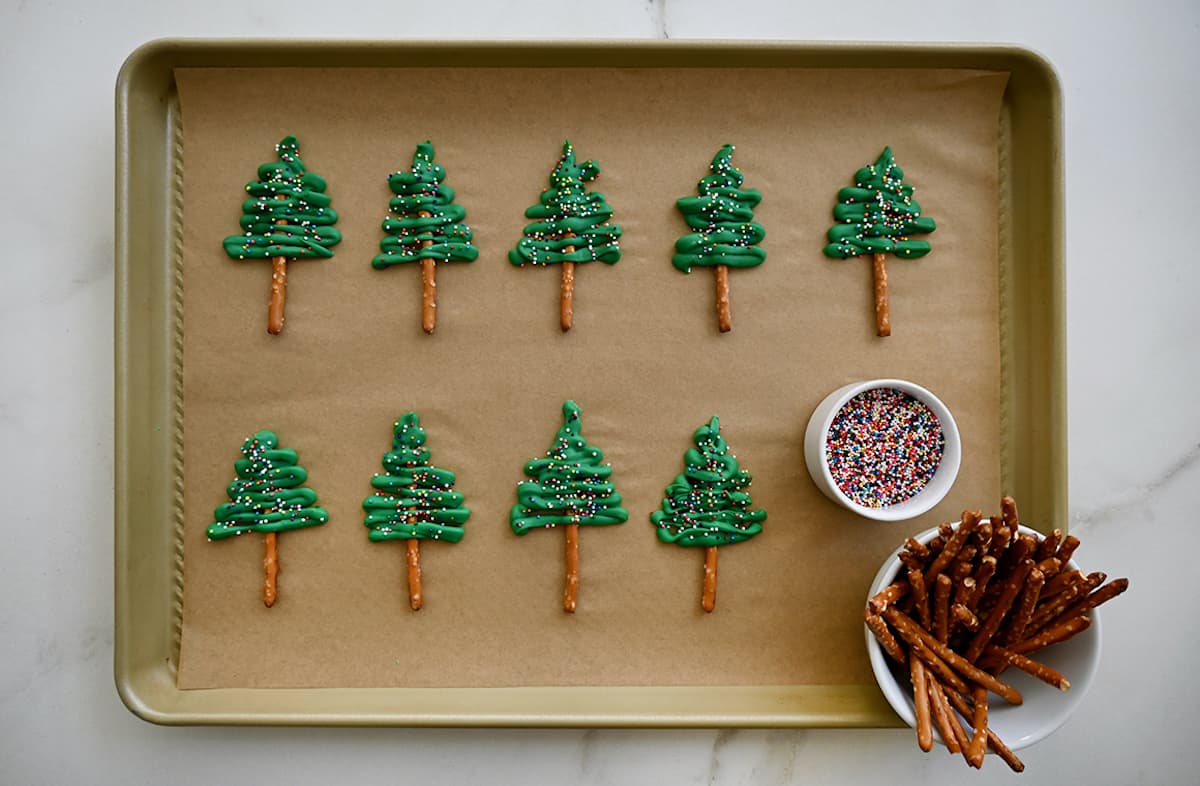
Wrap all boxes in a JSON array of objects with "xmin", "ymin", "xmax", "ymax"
[{"xmin": 864, "ymin": 496, "xmax": 1129, "ymax": 772}]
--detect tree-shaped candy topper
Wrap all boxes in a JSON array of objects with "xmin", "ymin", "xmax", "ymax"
[
  {"xmin": 373, "ymin": 142, "xmax": 478, "ymax": 333},
  {"xmin": 511, "ymin": 400, "xmax": 628, "ymax": 612},
  {"xmin": 674, "ymin": 144, "xmax": 766, "ymax": 333},
  {"xmin": 363, "ymin": 413, "xmax": 469, "ymax": 610},
  {"xmin": 651, "ymin": 416, "xmax": 766, "ymax": 613},
  {"xmin": 509, "ymin": 141, "xmax": 622, "ymax": 332},
  {"xmin": 222, "ymin": 135, "xmax": 341, "ymax": 334},
  {"xmin": 208, "ymin": 430, "xmax": 328, "ymax": 607},
  {"xmin": 823, "ymin": 146, "xmax": 936, "ymax": 337}
]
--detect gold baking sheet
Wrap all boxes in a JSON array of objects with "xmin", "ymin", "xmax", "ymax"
[{"xmin": 115, "ymin": 39, "xmax": 1064, "ymax": 725}]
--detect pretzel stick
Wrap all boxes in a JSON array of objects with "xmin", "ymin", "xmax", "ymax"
[
  {"xmin": 925, "ymin": 511, "xmax": 981, "ymax": 584},
  {"xmin": 927, "ymin": 677, "xmax": 962, "ymax": 754},
  {"xmin": 871, "ymin": 252, "xmax": 892, "ymax": 336},
  {"xmin": 416, "ymin": 210, "xmax": 437, "ymax": 334},
  {"xmin": 563, "ymin": 523, "xmax": 580, "ymax": 613},
  {"xmin": 953, "ymin": 576, "xmax": 975, "ymax": 608},
  {"xmin": 985, "ymin": 645, "xmax": 1070, "ymax": 690},
  {"xmin": 869, "ymin": 580, "xmax": 909, "ymax": 615},
  {"xmin": 967, "ymin": 556, "xmax": 996, "ymax": 612},
  {"xmin": 1053, "ymin": 577, "xmax": 1130, "ymax": 626},
  {"xmin": 952, "ymin": 603, "xmax": 980, "ymax": 632},
  {"xmin": 560, "ymin": 235, "xmax": 577, "ymax": 332},
  {"xmin": 268, "ymin": 205, "xmax": 290, "ymax": 335},
  {"xmin": 933, "ymin": 574, "xmax": 952, "ymax": 643},
  {"xmin": 1036, "ymin": 528, "xmax": 1062, "ymax": 562},
  {"xmin": 988, "ymin": 516, "xmax": 1011, "ymax": 559},
  {"xmin": 911, "ymin": 657, "xmax": 934, "ymax": 752},
  {"xmin": 1055, "ymin": 534, "xmax": 1081, "ymax": 565},
  {"xmin": 1007, "ymin": 615, "xmax": 1092, "ymax": 656},
  {"xmin": 943, "ymin": 685, "xmax": 1026, "ymax": 772},
  {"xmin": 865, "ymin": 611, "xmax": 906, "ymax": 665},
  {"xmin": 1042, "ymin": 568, "xmax": 1086, "ymax": 600},
  {"xmin": 967, "ymin": 685, "xmax": 988, "ymax": 768},
  {"xmin": 1034, "ymin": 556, "xmax": 1063, "ymax": 580},
  {"xmin": 1001, "ymin": 566, "xmax": 1044, "ymax": 645},
  {"xmin": 263, "ymin": 531, "xmax": 279, "ymax": 607},
  {"xmin": 964, "ymin": 558, "xmax": 1033, "ymax": 663},
  {"xmin": 904, "ymin": 537, "xmax": 930, "ymax": 561},
  {"xmin": 714, "ymin": 263, "xmax": 732, "ymax": 333},
  {"xmin": 405, "ymin": 537, "xmax": 423, "ymax": 611},
  {"xmin": 1001, "ymin": 495, "xmax": 1020, "ymax": 528},
  {"xmin": 973, "ymin": 520, "xmax": 993, "ymax": 554},
  {"xmin": 1027, "ymin": 572, "xmax": 1102, "ymax": 633},
  {"xmin": 884, "ymin": 608, "xmax": 1023, "ymax": 704},
  {"xmin": 910, "ymin": 639, "xmax": 970, "ymax": 696},
  {"xmin": 908, "ymin": 567, "xmax": 932, "ymax": 629},
  {"xmin": 701, "ymin": 545, "xmax": 718, "ymax": 613}
]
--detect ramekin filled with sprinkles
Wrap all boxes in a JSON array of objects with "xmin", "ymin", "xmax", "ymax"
[{"xmin": 804, "ymin": 379, "xmax": 961, "ymax": 521}]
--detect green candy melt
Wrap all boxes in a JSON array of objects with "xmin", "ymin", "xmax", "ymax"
[
  {"xmin": 673, "ymin": 144, "xmax": 766, "ymax": 273},
  {"xmin": 511, "ymin": 400, "xmax": 628, "ymax": 533},
  {"xmin": 208, "ymin": 430, "xmax": 328, "ymax": 539},
  {"xmin": 373, "ymin": 141, "xmax": 478, "ymax": 269},
  {"xmin": 823, "ymin": 146, "xmax": 935, "ymax": 260},
  {"xmin": 222, "ymin": 135, "xmax": 341, "ymax": 261},
  {"xmin": 509, "ymin": 141, "xmax": 622, "ymax": 267},
  {"xmin": 363, "ymin": 413, "xmax": 469, "ymax": 543},
  {"xmin": 651, "ymin": 416, "xmax": 766, "ymax": 548}
]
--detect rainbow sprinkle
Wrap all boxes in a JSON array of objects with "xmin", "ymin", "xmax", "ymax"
[{"xmin": 825, "ymin": 387, "xmax": 945, "ymax": 508}]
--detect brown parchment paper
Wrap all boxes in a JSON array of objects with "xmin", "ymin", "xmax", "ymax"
[{"xmin": 175, "ymin": 66, "xmax": 1008, "ymax": 689}]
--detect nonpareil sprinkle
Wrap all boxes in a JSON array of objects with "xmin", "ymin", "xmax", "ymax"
[{"xmin": 825, "ymin": 387, "xmax": 944, "ymax": 508}]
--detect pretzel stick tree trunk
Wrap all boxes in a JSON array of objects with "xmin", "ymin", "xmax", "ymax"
[
  {"xmin": 872, "ymin": 252, "xmax": 890, "ymax": 337},
  {"xmin": 268, "ymin": 203, "xmax": 289, "ymax": 334},
  {"xmin": 405, "ymin": 533, "xmax": 423, "ymax": 611},
  {"xmin": 714, "ymin": 265, "xmax": 732, "ymax": 333},
  {"xmin": 263, "ymin": 531, "xmax": 279, "ymax": 607},
  {"xmin": 701, "ymin": 545, "xmax": 719, "ymax": 612},
  {"xmin": 563, "ymin": 521, "xmax": 581, "ymax": 612},
  {"xmin": 560, "ymin": 233, "xmax": 576, "ymax": 332},
  {"xmin": 417, "ymin": 210, "xmax": 437, "ymax": 334}
]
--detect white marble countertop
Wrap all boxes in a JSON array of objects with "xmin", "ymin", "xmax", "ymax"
[{"xmin": 3, "ymin": 0, "xmax": 1197, "ymax": 782}]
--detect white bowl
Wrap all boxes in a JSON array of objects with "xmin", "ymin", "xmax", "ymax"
[
  {"xmin": 865, "ymin": 524, "xmax": 1103, "ymax": 751},
  {"xmin": 805, "ymin": 379, "xmax": 961, "ymax": 522}
]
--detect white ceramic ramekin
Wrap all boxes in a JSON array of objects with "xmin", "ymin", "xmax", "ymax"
[{"xmin": 804, "ymin": 379, "xmax": 961, "ymax": 522}]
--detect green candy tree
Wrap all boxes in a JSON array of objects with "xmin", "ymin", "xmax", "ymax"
[
  {"xmin": 823, "ymin": 146, "xmax": 936, "ymax": 337},
  {"xmin": 674, "ymin": 144, "xmax": 766, "ymax": 333},
  {"xmin": 208, "ymin": 430, "xmax": 328, "ymax": 607},
  {"xmin": 373, "ymin": 142, "xmax": 478, "ymax": 334},
  {"xmin": 509, "ymin": 141, "xmax": 622, "ymax": 332},
  {"xmin": 363, "ymin": 412, "xmax": 469, "ymax": 610},
  {"xmin": 511, "ymin": 400, "xmax": 627, "ymax": 612},
  {"xmin": 651, "ymin": 416, "xmax": 766, "ymax": 613},
  {"xmin": 222, "ymin": 135, "xmax": 341, "ymax": 334}
]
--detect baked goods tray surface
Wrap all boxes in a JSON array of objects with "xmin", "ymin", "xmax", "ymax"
[{"xmin": 115, "ymin": 39, "xmax": 1063, "ymax": 726}]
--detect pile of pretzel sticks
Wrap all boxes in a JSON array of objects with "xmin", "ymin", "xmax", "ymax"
[{"xmin": 864, "ymin": 496, "xmax": 1128, "ymax": 771}]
